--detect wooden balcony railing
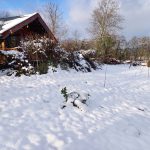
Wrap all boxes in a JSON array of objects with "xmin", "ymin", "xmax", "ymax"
[{"xmin": 0, "ymin": 47, "xmax": 20, "ymax": 51}]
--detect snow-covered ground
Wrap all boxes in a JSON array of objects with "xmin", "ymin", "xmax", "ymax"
[{"xmin": 0, "ymin": 65, "xmax": 150, "ymax": 150}]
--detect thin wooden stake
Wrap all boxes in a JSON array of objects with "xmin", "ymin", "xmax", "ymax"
[{"xmin": 104, "ymin": 65, "xmax": 107, "ymax": 88}]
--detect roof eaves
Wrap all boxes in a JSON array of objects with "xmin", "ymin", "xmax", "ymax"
[{"xmin": 0, "ymin": 13, "xmax": 38, "ymax": 35}]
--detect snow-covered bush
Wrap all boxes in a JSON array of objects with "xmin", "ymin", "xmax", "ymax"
[
  {"xmin": 21, "ymin": 35, "xmax": 58, "ymax": 74},
  {"xmin": 0, "ymin": 35, "xmax": 98, "ymax": 76},
  {"xmin": 21, "ymin": 35, "xmax": 98, "ymax": 73},
  {"xmin": 71, "ymin": 51, "xmax": 97, "ymax": 72},
  {"xmin": 57, "ymin": 49, "xmax": 97, "ymax": 72},
  {"xmin": 21, "ymin": 36, "xmax": 53, "ymax": 62},
  {"xmin": 0, "ymin": 50, "xmax": 35, "ymax": 76},
  {"xmin": 79, "ymin": 49, "xmax": 96, "ymax": 58}
]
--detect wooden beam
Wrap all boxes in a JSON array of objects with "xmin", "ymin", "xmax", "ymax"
[
  {"xmin": 2, "ymin": 41, "xmax": 5, "ymax": 50},
  {"xmin": 0, "ymin": 48, "xmax": 18, "ymax": 51}
]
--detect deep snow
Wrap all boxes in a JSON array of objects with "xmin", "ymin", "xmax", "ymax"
[{"xmin": 0, "ymin": 65, "xmax": 150, "ymax": 150}]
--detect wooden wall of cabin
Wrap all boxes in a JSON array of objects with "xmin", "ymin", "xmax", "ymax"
[
  {"xmin": 5, "ymin": 19, "xmax": 48, "ymax": 49},
  {"xmin": 0, "ymin": 40, "xmax": 7, "ymax": 64},
  {"xmin": 18, "ymin": 18, "xmax": 47, "ymax": 39},
  {"xmin": 5, "ymin": 26, "xmax": 32, "ymax": 48},
  {"xmin": 0, "ymin": 41, "xmax": 2, "ymax": 49}
]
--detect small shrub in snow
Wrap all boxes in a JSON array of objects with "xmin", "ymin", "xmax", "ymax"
[{"xmin": 61, "ymin": 87, "xmax": 68, "ymax": 102}]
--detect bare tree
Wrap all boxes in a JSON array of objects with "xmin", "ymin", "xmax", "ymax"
[
  {"xmin": 113, "ymin": 35, "xmax": 127, "ymax": 60},
  {"xmin": 140, "ymin": 37, "xmax": 150, "ymax": 60},
  {"xmin": 90, "ymin": 0, "xmax": 123, "ymax": 60},
  {"xmin": 42, "ymin": 2, "xmax": 68, "ymax": 41},
  {"xmin": 128, "ymin": 37, "xmax": 140, "ymax": 61},
  {"xmin": 0, "ymin": 10, "xmax": 11, "ymax": 31},
  {"xmin": 0, "ymin": 10, "xmax": 10, "ymax": 18},
  {"xmin": 72, "ymin": 30, "xmax": 81, "ymax": 50},
  {"xmin": 73, "ymin": 30, "xmax": 80, "ymax": 42}
]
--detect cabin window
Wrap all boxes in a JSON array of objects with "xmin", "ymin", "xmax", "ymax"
[{"xmin": 5, "ymin": 35, "xmax": 20, "ymax": 48}]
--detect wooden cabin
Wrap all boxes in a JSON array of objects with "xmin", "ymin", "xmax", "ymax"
[{"xmin": 0, "ymin": 13, "xmax": 57, "ymax": 50}]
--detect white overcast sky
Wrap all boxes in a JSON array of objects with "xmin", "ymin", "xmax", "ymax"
[{"xmin": 65, "ymin": 0, "xmax": 150, "ymax": 39}]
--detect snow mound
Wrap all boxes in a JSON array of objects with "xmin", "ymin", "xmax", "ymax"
[{"xmin": 62, "ymin": 91, "xmax": 90, "ymax": 111}]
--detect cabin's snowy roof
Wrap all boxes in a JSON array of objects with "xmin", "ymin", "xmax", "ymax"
[
  {"xmin": 0, "ymin": 13, "xmax": 37, "ymax": 35},
  {"xmin": 0, "ymin": 12, "xmax": 57, "ymax": 42}
]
